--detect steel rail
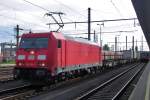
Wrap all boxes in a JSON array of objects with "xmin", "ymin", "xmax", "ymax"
[
  {"xmin": 0, "ymin": 90, "xmax": 35, "ymax": 100},
  {"xmin": 75, "ymin": 63, "xmax": 142, "ymax": 100},
  {"xmin": 0, "ymin": 84, "xmax": 31, "ymax": 95},
  {"xmin": 112, "ymin": 63, "xmax": 145, "ymax": 100}
]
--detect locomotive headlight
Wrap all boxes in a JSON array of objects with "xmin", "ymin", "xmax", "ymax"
[
  {"xmin": 18, "ymin": 62, "xmax": 22, "ymax": 66},
  {"xmin": 41, "ymin": 63, "xmax": 45, "ymax": 67},
  {"xmin": 30, "ymin": 51, "xmax": 35, "ymax": 54},
  {"xmin": 37, "ymin": 55, "xmax": 46, "ymax": 60},
  {"xmin": 38, "ymin": 62, "xmax": 46, "ymax": 67}
]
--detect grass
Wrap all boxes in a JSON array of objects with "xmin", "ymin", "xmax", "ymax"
[{"xmin": 0, "ymin": 60, "xmax": 15, "ymax": 64}]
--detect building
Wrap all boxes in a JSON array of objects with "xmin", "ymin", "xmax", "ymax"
[{"xmin": 0, "ymin": 42, "xmax": 16, "ymax": 62}]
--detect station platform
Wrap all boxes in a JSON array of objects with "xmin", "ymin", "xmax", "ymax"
[{"xmin": 129, "ymin": 62, "xmax": 150, "ymax": 100}]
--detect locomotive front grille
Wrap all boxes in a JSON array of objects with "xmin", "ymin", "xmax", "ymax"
[{"xmin": 14, "ymin": 68, "xmax": 48, "ymax": 80}]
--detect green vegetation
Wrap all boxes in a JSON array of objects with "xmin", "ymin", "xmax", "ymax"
[
  {"xmin": 0, "ymin": 60, "xmax": 15, "ymax": 64},
  {"xmin": 103, "ymin": 44, "xmax": 110, "ymax": 51}
]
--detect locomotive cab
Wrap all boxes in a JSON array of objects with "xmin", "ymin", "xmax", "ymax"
[{"xmin": 14, "ymin": 33, "xmax": 53, "ymax": 81}]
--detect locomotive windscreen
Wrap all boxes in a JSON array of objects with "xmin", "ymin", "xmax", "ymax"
[{"xmin": 19, "ymin": 37, "xmax": 48, "ymax": 49}]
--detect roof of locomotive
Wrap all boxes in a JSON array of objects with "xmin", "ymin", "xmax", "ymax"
[
  {"xmin": 21, "ymin": 32, "xmax": 100, "ymax": 47},
  {"xmin": 22, "ymin": 32, "xmax": 51, "ymax": 38},
  {"xmin": 64, "ymin": 35, "xmax": 99, "ymax": 46}
]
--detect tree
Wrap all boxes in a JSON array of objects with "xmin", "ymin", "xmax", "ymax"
[
  {"xmin": 135, "ymin": 46, "xmax": 138, "ymax": 51},
  {"xmin": 103, "ymin": 44, "xmax": 110, "ymax": 51}
]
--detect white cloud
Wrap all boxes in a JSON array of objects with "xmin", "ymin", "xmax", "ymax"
[{"xmin": 0, "ymin": 0, "xmax": 148, "ymax": 50}]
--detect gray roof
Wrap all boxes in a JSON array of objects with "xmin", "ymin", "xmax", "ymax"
[{"xmin": 64, "ymin": 35, "xmax": 99, "ymax": 47}]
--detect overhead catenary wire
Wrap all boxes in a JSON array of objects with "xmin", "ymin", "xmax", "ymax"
[
  {"xmin": 0, "ymin": 14, "xmax": 48, "ymax": 29},
  {"xmin": 47, "ymin": 18, "xmax": 137, "ymax": 25},
  {"xmin": 0, "ymin": 0, "xmax": 146, "ymax": 50},
  {"xmin": 108, "ymin": 41, "xmax": 147, "ymax": 43},
  {"xmin": 92, "ymin": 8, "xmax": 114, "ymax": 15},
  {"xmin": 22, "ymin": 0, "xmax": 84, "ymax": 30},
  {"xmin": 0, "ymin": 3, "xmax": 48, "ymax": 29},
  {"xmin": 0, "ymin": 2, "xmax": 48, "ymax": 24},
  {"xmin": 103, "ymin": 23, "xmax": 140, "ymax": 29},
  {"xmin": 65, "ymin": 30, "xmax": 137, "ymax": 35},
  {"xmin": 21, "ymin": 0, "xmax": 137, "ymax": 31},
  {"xmin": 22, "ymin": 0, "xmax": 74, "ymax": 22},
  {"xmin": 0, "ymin": 2, "xmax": 41, "ymax": 18},
  {"xmin": 110, "ymin": 0, "xmax": 123, "ymax": 17},
  {"xmin": 21, "ymin": 0, "xmax": 96, "ymax": 30},
  {"xmin": 53, "ymin": 0, "xmax": 87, "ymax": 19},
  {"xmin": 22, "ymin": 0, "xmax": 50, "ymax": 12}
]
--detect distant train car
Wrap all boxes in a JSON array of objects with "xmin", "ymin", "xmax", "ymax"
[
  {"xmin": 140, "ymin": 51, "xmax": 150, "ymax": 62},
  {"xmin": 14, "ymin": 32, "xmax": 102, "ymax": 82},
  {"xmin": 102, "ymin": 51, "xmax": 123, "ymax": 67},
  {"xmin": 122, "ymin": 50, "xmax": 139, "ymax": 63},
  {"xmin": 122, "ymin": 50, "xmax": 133, "ymax": 60}
]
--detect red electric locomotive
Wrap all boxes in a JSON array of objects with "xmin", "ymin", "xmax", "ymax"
[{"xmin": 14, "ymin": 32, "xmax": 102, "ymax": 82}]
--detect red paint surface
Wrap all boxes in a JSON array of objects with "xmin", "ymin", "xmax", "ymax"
[{"xmin": 16, "ymin": 32, "xmax": 102, "ymax": 74}]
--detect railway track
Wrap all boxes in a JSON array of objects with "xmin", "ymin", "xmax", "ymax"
[
  {"xmin": 28, "ymin": 63, "xmax": 142, "ymax": 100},
  {"xmin": 75, "ymin": 63, "xmax": 145, "ymax": 100},
  {"xmin": 0, "ymin": 63, "xmax": 145, "ymax": 100},
  {"xmin": 0, "ymin": 85, "xmax": 34, "ymax": 100},
  {"xmin": 0, "ymin": 80, "xmax": 32, "ymax": 100},
  {"xmin": 0, "ymin": 74, "xmax": 89, "ymax": 100},
  {"xmin": 0, "ymin": 67, "xmax": 13, "ymax": 75},
  {"xmin": 0, "ymin": 66, "xmax": 14, "ymax": 82},
  {"xmin": 0, "ymin": 63, "xmax": 134, "ymax": 100},
  {"xmin": 0, "ymin": 78, "xmax": 84, "ymax": 100}
]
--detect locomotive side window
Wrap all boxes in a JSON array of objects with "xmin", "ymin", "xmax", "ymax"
[
  {"xmin": 58, "ymin": 40, "xmax": 62, "ymax": 48},
  {"xmin": 19, "ymin": 38, "xmax": 48, "ymax": 49}
]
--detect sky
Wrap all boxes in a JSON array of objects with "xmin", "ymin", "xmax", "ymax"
[{"xmin": 0, "ymin": 0, "xmax": 149, "ymax": 51}]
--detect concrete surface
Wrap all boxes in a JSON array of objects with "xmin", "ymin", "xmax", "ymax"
[{"xmin": 129, "ymin": 62, "xmax": 150, "ymax": 100}]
